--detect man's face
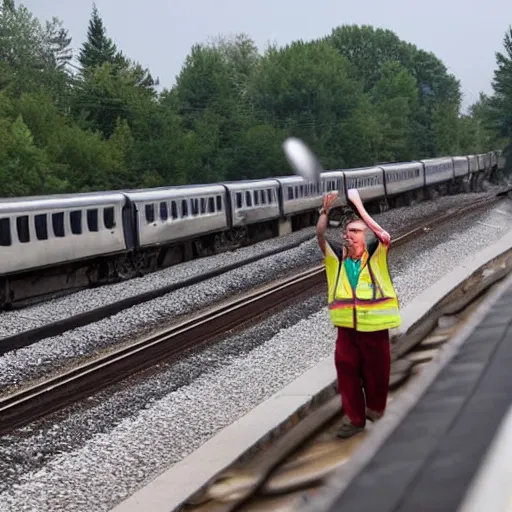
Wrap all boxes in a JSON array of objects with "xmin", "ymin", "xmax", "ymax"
[{"xmin": 343, "ymin": 220, "xmax": 367, "ymax": 249}]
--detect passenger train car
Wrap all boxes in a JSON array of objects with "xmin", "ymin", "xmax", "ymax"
[{"xmin": 0, "ymin": 149, "xmax": 504, "ymax": 307}]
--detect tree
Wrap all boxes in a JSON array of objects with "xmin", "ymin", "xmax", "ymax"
[
  {"xmin": 77, "ymin": 4, "xmax": 156, "ymax": 89},
  {"xmin": 371, "ymin": 61, "xmax": 419, "ymax": 161},
  {"xmin": 249, "ymin": 39, "xmax": 376, "ymax": 169},
  {"xmin": 2, "ymin": 0, "xmax": 15, "ymax": 14},
  {"xmin": 43, "ymin": 17, "xmax": 73, "ymax": 70},
  {"xmin": 0, "ymin": 0, "xmax": 492, "ymax": 198},
  {"xmin": 328, "ymin": 25, "xmax": 413, "ymax": 92},
  {"xmin": 0, "ymin": 3, "xmax": 71, "ymax": 96},
  {"xmin": 328, "ymin": 25, "xmax": 463, "ymax": 158},
  {"xmin": 78, "ymin": 4, "xmax": 119, "ymax": 70},
  {"xmin": 488, "ymin": 27, "xmax": 512, "ymax": 138}
]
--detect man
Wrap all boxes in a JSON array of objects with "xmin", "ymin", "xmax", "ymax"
[{"xmin": 316, "ymin": 189, "xmax": 401, "ymax": 439}]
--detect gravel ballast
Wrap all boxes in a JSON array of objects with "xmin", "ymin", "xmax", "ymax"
[{"xmin": 0, "ymin": 196, "xmax": 511, "ymax": 512}]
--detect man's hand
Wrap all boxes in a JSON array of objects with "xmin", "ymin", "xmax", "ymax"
[
  {"xmin": 379, "ymin": 230, "xmax": 391, "ymax": 245},
  {"xmin": 322, "ymin": 191, "xmax": 338, "ymax": 212}
]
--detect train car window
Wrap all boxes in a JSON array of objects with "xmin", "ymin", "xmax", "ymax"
[
  {"xmin": 216, "ymin": 196, "xmax": 222, "ymax": 211},
  {"xmin": 260, "ymin": 190, "xmax": 266, "ymax": 204},
  {"xmin": 235, "ymin": 192, "xmax": 242, "ymax": 209},
  {"xmin": 181, "ymin": 200, "xmax": 188, "ymax": 217},
  {"xmin": 208, "ymin": 197, "xmax": 215, "ymax": 212},
  {"xmin": 16, "ymin": 216, "xmax": 30, "ymax": 243},
  {"xmin": 254, "ymin": 191, "xmax": 259, "ymax": 205},
  {"xmin": 70, "ymin": 210, "xmax": 82, "ymax": 234},
  {"xmin": 0, "ymin": 218, "xmax": 11, "ymax": 246},
  {"xmin": 191, "ymin": 198, "xmax": 199, "ymax": 215},
  {"xmin": 87, "ymin": 209, "xmax": 99, "ymax": 232},
  {"xmin": 200, "ymin": 198, "xmax": 206, "ymax": 214},
  {"xmin": 287, "ymin": 187, "xmax": 294, "ymax": 200},
  {"xmin": 160, "ymin": 201, "xmax": 168, "ymax": 221},
  {"xmin": 104, "ymin": 207, "xmax": 115, "ymax": 228},
  {"xmin": 267, "ymin": 189, "xmax": 273, "ymax": 203},
  {"xmin": 245, "ymin": 191, "xmax": 252, "ymax": 207},
  {"xmin": 145, "ymin": 204, "xmax": 155, "ymax": 223},
  {"xmin": 35, "ymin": 214, "xmax": 48, "ymax": 240},
  {"xmin": 52, "ymin": 212, "xmax": 65, "ymax": 237},
  {"xmin": 171, "ymin": 201, "xmax": 178, "ymax": 219}
]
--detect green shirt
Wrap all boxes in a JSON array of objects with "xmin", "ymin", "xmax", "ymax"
[{"xmin": 344, "ymin": 257, "xmax": 362, "ymax": 290}]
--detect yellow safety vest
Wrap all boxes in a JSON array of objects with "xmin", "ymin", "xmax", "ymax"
[{"xmin": 324, "ymin": 241, "xmax": 401, "ymax": 332}]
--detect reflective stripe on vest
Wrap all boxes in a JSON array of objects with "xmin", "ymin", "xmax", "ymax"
[{"xmin": 324, "ymin": 241, "xmax": 401, "ymax": 332}]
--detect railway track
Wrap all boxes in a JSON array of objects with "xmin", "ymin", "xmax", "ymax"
[
  {"xmin": 177, "ymin": 247, "xmax": 512, "ymax": 512},
  {"xmin": 0, "ymin": 189, "xmax": 509, "ymax": 357},
  {"xmin": 0, "ymin": 189, "xmax": 509, "ymax": 437}
]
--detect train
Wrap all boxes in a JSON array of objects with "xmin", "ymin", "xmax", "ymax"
[{"xmin": 0, "ymin": 149, "xmax": 504, "ymax": 308}]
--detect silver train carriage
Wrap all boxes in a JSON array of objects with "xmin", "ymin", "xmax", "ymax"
[
  {"xmin": 421, "ymin": 157, "xmax": 455, "ymax": 186},
  {"xmin": 275, "ymin": 171, "xmax": 345, "ymax": 216},
  {"xmin": 467, "ymin": 155, "xmax": 479, "ymax": 173},
  {"xmin": 451, "ymin": 156, "xmax": 469, "ymax": 178},
  {"xmin": 0, "ymin": 146, "xmax": 504, "ymax": 281},
  {"xmin": 0, "ymin": 192, "xmax": 128, "ymax": 276},
  {"xmin": 343, "ymin": 167, "xmax": 386, "ymax": 202},
  {"xmin": 489, "ymin": 151, "xmax": 497, "ymax": 168},
  {"xmin": 320, "ymin": 170, "xmax": 346, "ymax": 208},
  {"xmin": 477, "ymin": 154, "xmax": 486, "ymax": 171},
  {"xmin": 497, "ymin": 150, "xmax": 506, "ymax": 170},
  {"xmin": 380, "ymin": 162, "xmax": 424, "ymax": 197},
  {"xmin": 223, "ymin": 179, "xmax": 281, "ymax": 227},
  {"xmin": 124, "ymin": 184, "xmax": 229, "ymax": 248}
]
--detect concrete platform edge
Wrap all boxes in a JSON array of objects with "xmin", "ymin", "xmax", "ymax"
[
  {"xmin": 111, "ymin": 228, "xmax": 512, "ymax": 512},
  {"xmin": 300, "ymin": 251, "xmax": 512, "ymax": 510}
]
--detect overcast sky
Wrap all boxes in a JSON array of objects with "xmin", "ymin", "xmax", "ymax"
[{"xmin": 22, "ymin": 0, "xmax": 511, "ymax": 111}]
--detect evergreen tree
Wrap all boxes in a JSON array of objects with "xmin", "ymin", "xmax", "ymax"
[
  {"xmin": 78, "ymin": 4, "xmax": 118, "ymax": 70},
  {"xmin": 1, "ymin": 0, "xmax": 15, "ymax": 13},
  {"xmin": 489, "ymin": 26, "xmax": 512, "ymax": 138},
  {"xmin": 44, "ymin": 20, "xmax": 73, "ymax": 70}
]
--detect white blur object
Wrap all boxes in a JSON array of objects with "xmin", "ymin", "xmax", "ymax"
[{"xmin": 282, "ymin": 137, "xmax": 323, "ymax": 183}]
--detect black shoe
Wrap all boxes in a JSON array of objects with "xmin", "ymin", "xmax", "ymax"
[
  {"xmin": 365, "ymin": 409, "xmax": 383, "ymax": 422},
  {"xmin": 336, "ymin": 420, "xmax": 365, "ymax": 439}
]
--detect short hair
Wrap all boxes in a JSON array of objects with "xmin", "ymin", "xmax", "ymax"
[
  {"xmin": 341, "ymin": 211, "xmax": 365, "ymax": 231},
  {"xmin": 341, "ymin": 210, "xmax": 377, "ymax": 246}
]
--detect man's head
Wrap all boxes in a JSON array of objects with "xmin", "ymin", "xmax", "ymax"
[{"xmin": 342, "ymin": 213, "xmax": 367, "ymax": 255}]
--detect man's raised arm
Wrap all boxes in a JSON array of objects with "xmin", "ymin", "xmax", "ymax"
[
  {"xmin": 347, "ymin": 189, "xmax": 390, "ymax": 246},
  {"xmin": 316, "ymin": 210, "xmax": 328, "ymax": 255},
  {"xmin": 316, "ymin": 192, "xmax": 339, "ymax": 255}
]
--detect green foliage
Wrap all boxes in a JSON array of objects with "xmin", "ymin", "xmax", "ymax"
[
  {"xmin": 0, "ymin": 4, "xmax": 503, "ymax": 198},
  {"xmin": 78, "ymin": 4, "xmax": 119, "ymax": 70},
  {"xmin": 459, "ymin": 27, "xmax": 511, "ymax": 173}
]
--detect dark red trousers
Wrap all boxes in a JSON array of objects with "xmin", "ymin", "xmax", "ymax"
[{"xmin": 334, "ymin": 327, "xmax": 391, "ymax": 427}]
